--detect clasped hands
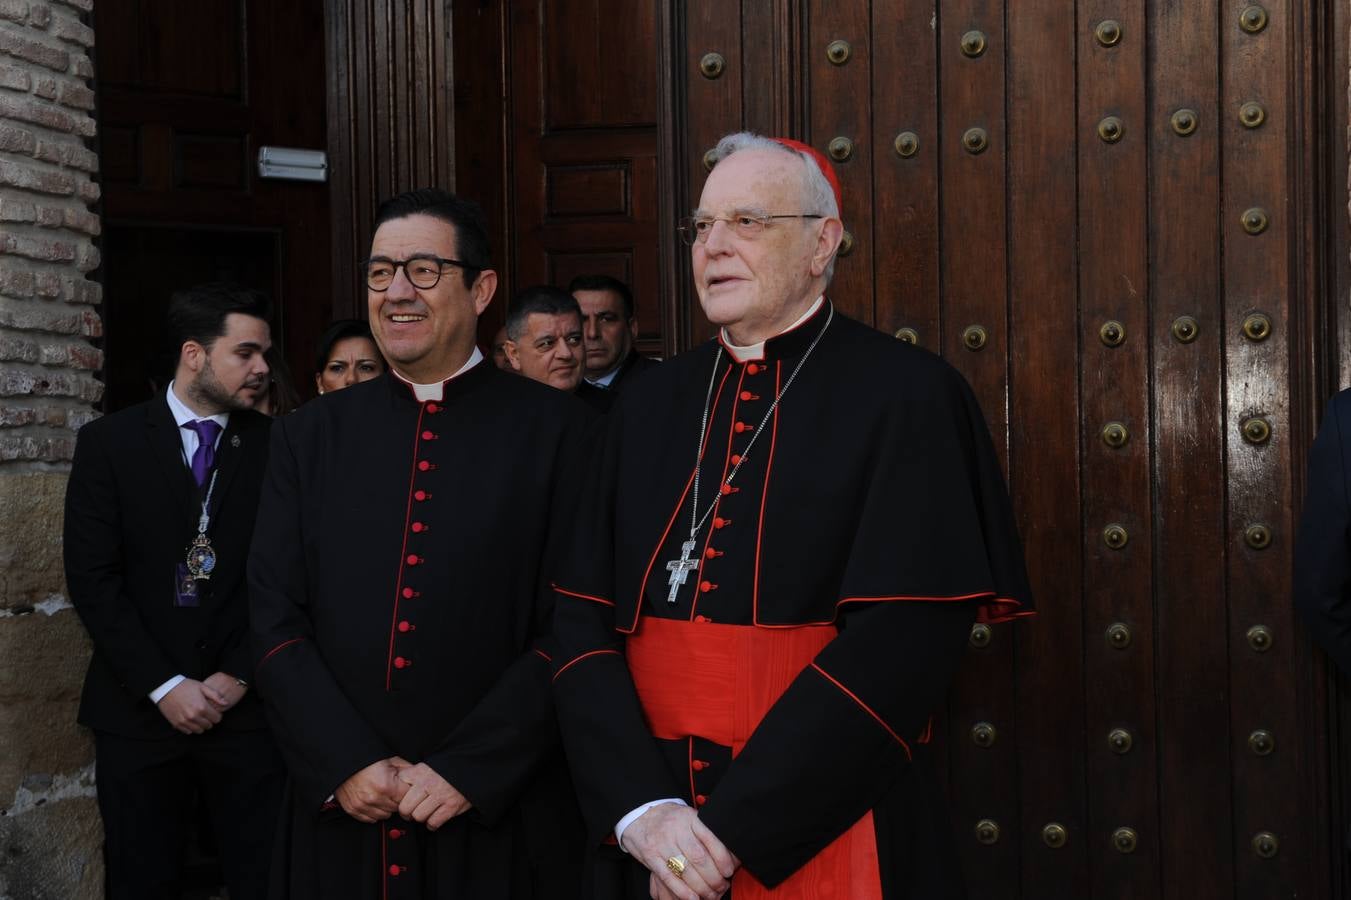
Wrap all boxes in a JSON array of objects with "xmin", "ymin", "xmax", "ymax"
[
  {"xmin": 334, "ymin": 758, "xmax": 472, "ymax": 830},
  {"xmin": 156, "ymin": 672, "xmax": 248, "ymax": 734},
  {"xmin": 623, "ymin": 803, "xmax": 738, "ymax": 900}
]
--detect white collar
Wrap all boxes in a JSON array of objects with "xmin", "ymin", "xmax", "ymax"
[
  {"xmin": 719, "ymin": 296, "xmax": 825, "ymax": 363},
  {"xmin": 392, "ymin": 347, "xmax": 484, "ymax": 402},
  {"xmin": 165, "ymin": 381, "xmax": 230, "ymax": 430}
]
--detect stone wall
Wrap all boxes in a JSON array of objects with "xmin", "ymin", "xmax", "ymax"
[{"xmin": 0, "ymin": 1, "xmax": 101, "ymax": 898}]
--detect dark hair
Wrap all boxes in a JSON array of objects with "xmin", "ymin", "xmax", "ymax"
[
  {"xmin": 372, "ymin": 188, "xmax": 491, "ymax": 289},
  {"xmin": 261, "ymin": 346, "xmax": 301, "ymax": 416},
  {"xmin": 165, "ymin": 282, "xmax": 270, "ymax": 361},
  {"xmin": 567, "ymin": 273, "xmax": 634, "ymax": 319},
  {"xmin": 505, "ymin": 285, "xmax": 581, "ymax": 341},
  {"xmin": 313, "ymin": 318, "xmax": 383, "ymax": 376}
]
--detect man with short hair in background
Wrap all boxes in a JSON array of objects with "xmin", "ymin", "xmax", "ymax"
[
  {"xmin": 503, "ymin": 284, "xmax": 612, "ymax": 410},
  {"xmin": 569, "ymin": 274, "xmax": 657, "ymax": 397},
  {"xmin": 64, "ymin": 283, "xmax": 282, "ymax": 900}
]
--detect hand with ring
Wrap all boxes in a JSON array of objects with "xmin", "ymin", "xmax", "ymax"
[{"xmin": 623, "ymin": 803, "xmax": 735, "ymax": 900}]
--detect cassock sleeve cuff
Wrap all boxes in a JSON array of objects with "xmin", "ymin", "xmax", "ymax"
[{"xmin": 615, "ymin": 798, "xmax": 688, "ymax": 852}]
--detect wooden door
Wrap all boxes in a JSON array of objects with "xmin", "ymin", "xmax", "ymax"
[
  {"xmin": 95, "ymin": 0, "xmax": 330, "ymax": 409},
  {"xmin": 453, "ymin": 0, "xmax": 666, "ymax": 356},
  {"xmin": 656, "ymin": 3, "xmax": 1343, "ymax": 898}
]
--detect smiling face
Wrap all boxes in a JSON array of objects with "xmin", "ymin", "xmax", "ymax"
[
  {"xmin": 692, "ymin": 148, "xmax": 842, "ymax": 345},
  {"xmin": 366, "ymin": 213, "xmax": 496, "ymax": 383},
  {"xmin": 505, "ymin": 311, "xmax": 584, "ymax": 391},
  {"xmin": 315, "ymin": 335, "xmax": 385, "ymax": 394}
]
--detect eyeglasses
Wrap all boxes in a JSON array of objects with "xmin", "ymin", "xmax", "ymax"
[
  {"xmin": 677, "ymin": 213, "xmax": 824, "ymax": 245},
  {"xmin": 361, "ymin": 255, "xmax": 481, "ymax": 291}
]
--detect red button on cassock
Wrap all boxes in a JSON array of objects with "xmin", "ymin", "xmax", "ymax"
[
  {"xmin": 730, "ymin": 454, "xmax": 741, "ymax": 465},
  {"xmin": 398, "ymin": 621, "xmax": 412, "ymax": 632},
  {"xmin": 414, "ymin": 490, "xmax": 427, "ymax": 501},
  {"xmin": 426, "ymin": 403, "xmax": 439, "ymax": 413},
  {"xmin": 389, "ymin": 864, "xmax": 402, "ymax": 875},
  {"xmin": 418, "ymin": 460, "xmax": 431, "ymax": 472},
  {"xmin": 422, "ymin": 430, "xmax": 435, "ymax": 440},
  {"xmin": 692, "ymin": 759, "xmax": 707, "ymax": 771},
  {"xmin": 740, "ymin": 391, "xmax": 754, "ymax": 401},
  {"xmin": 704, "ymin": 547, "xmax": 718, "ymax": 559},
  {"xmin": 713, "ymin": 517, "xmax": 728, "ymax": 529},
  {"xmin": 389, "ymin": 828, "xmax": 403, "ymax": 840},
  {"xmin": 746, "ymin": 364, "xmax": 759, "ymax": 375},
  {"xmin": 406, "ymin": 554, "xmax": 420, "ymax": 566},
  {"xmin": 411, "ymin": 522, "xmax": 425, "ymax": 533},
  {"xmin": 394, "ymin": 656, "xmax": 409, "ymax": 669},
  {"xmin": 694, "ymin": 615, "xmax": 709, "ymax": 623},
  {"xmin": 402, "ymin": 587, "xmax": 415, "ymax": 599},
  {"xmin": 700, "ymin": 581, "xmax": 716, "ymax": 593},
  {"xmin": 695, "ymin": 795, "xmax": 707, "ymax": 806},
  {"xmin": 720, "ymin": 484, "xmax": 735, "ymax": 495},
  {"xmin": 734, "ymin": 422, "xmax": 748, "ymax": 433}
]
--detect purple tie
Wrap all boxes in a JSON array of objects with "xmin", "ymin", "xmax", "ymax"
[{"xmin": 185, "ymin": 419, "xmax": 222, "ymax": 487}]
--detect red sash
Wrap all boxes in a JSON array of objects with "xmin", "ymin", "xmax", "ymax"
[{"xmin": 627, "ymin": 617, "xmax": 884, "ymax": 900}]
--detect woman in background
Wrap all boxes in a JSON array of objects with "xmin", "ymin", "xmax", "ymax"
[{"xmin": 313, "ymin": 319, "xmax": 386, "ymax": 394}]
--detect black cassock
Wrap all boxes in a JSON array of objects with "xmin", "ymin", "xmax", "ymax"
[
  {"xmin": 249, "ymin": 363, "xmax": 589, "ymax": 900},
  {"xmin": 551, "ymin": 302, "xmax": 1034, "ymax": 898}
]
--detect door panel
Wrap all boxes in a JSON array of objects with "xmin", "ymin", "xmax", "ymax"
[{"xmin": 655, "ymin": 2, "xmax": 1335, "ymax": 897}]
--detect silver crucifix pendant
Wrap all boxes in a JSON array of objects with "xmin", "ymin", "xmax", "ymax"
[{"xmin": 665, "ymin": 539, "xmax": 699, "ymax": 604}]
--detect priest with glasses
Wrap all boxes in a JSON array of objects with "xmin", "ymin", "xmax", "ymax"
[{"xmin": 550, "ymin": 133, "xmax": 1034, "ymax": 900}]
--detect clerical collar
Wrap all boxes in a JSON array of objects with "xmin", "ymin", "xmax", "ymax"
[
  {"xmin": 718, "ymin": 296, "xmax": 826, "ymax": 363},
  {"xmin": 392, "ymin": 347, "xmax": 484, "ymax": 402},
  {"xmin": 165, "ymin": 381, "xmax": 229, "ymax": 434}
]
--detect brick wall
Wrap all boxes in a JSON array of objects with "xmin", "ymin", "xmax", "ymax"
[{"xmin": 0, "ymin": 1, "xmax": 102, "ymax": 898}]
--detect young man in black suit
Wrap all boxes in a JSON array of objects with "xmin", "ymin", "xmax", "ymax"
[{"xmin": 64, "ymin": 283, "xmax": 283, "ymax": 900}]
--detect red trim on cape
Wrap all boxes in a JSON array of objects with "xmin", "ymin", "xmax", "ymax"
[
  {"xmin": 386, "ymin": 404, "xmax": 428, "ymax": 691},
  {"xmin": 751, "ymin": 360, "xmax": 782, "ymax": 624},
  {"xmin": 552, "ymin": 648, "xmax": 621, "ymax": 681},
  {"xmin": 259, "ymin": 637, "xmax": 304, "ymax": 667},
  {"xmin": 553, "ymin": 584, "xmax": 615, "ymax": 607},
  {"xmin": 809, "ymin": 662, "xmax": 912, "ymax": 761},
  {"xmin": 533, "ymin": 648, "xmax": 552, "ymax": 663},
  {"xmin": 632, "ymin": 360, "xmax": 736, "ymax": 633}
]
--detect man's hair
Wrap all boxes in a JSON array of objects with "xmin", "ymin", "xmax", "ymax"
[
  {"xmin": 165, "ymin": 282, "xmax": 270, "ymax": 362},
  {"xmin": 313, "ymin": 318, "xmax": 382, "ymax": 376},
  {"xmin": 372, "ymin": 188, "xmax": 491, "ymax": 289},
  {"xmin": 567, "ymin": 274, "xmax": 634, "ymax": 320},
  {"xmin": 709, "ymin": 132, "xmax": 841, "ymax": 282},
  {"xmin": 505, "ymin": 285, "xmax": 581, "ymax": 341}
]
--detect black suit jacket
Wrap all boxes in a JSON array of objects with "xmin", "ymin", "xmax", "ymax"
[
  {"xmin": 64, "ymin": 394, "xmax": 272, "ymax": 738},
  {"xmin": 577, "ymin": 350, "xmax": 659, "ymax": 412},
  {"xmin": 1296, "ymin": 387, "xmax": 1351, "ymax": 675}
]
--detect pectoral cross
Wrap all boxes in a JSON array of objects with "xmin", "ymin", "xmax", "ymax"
[{"xmin": 665, "ymin": 540, "xmax": 699, "ymax": 604}]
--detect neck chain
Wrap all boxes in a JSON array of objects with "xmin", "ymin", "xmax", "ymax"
[{"xmin": 662, "ymin": 306, "xmax": 833, "ymax": 605}]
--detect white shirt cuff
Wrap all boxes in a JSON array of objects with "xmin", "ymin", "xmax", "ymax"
[
  {"xmin": 149, "ymin": 674, "xmax": 187, "ymax": 704},
  {"xmin": 615, "ymin": 799, "xmax": 688, "ymax": 852}
]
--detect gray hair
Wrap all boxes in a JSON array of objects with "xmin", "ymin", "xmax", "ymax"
[{"xmin": 709, "ymin": 132, "xmax": 841, "ymax": 282}]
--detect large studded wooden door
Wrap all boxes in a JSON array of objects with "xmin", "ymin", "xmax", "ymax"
[{"xmin": 659, "ymin": 2, "xmax": 1342, "ymax": 897}]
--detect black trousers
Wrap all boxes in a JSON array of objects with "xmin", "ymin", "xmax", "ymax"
[{"xmin": 94, "ymin": 726, "xmax": 284, "ymax": 900}]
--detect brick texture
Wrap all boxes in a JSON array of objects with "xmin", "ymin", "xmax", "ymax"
[{"xmin": 0, "ymin": 0, "xmax": 100, "ymax": 472}]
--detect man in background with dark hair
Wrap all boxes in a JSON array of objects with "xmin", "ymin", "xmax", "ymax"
[
  {"xmin": 568, "ymin": 274, "xmax": 657, "ymax": 396},
  {"xmin": 250, "ymin": 188, "xmax": 587, "ymax": 898},
  {"xmin": 64, "ymin": 283, "xmax": 282, "ymax": 900},
  {"xmin": 503, "ymin": 285, "xmax": 585, "ymax": 393}
]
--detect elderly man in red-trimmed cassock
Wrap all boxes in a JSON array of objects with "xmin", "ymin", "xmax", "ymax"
[
  {"xmin": 550, "ymin": 133, "xmax": 1035, "ymax": 900},
  {"xmin": 249, "ymin": 189, "xmax": 589, "ymax": 899}
]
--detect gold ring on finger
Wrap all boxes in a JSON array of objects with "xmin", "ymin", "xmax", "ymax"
[{"xmin": 665, "ymin": 854, "xmax": 687, "ymax": 878}]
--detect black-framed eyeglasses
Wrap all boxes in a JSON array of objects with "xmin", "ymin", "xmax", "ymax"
[
  {"xmin": 677, "ymin": 213, "xmax": 824, "ymax": 245},
  {"xmin": 361, "ymin": 255, "xmax": 481, "ymax": 291}
]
